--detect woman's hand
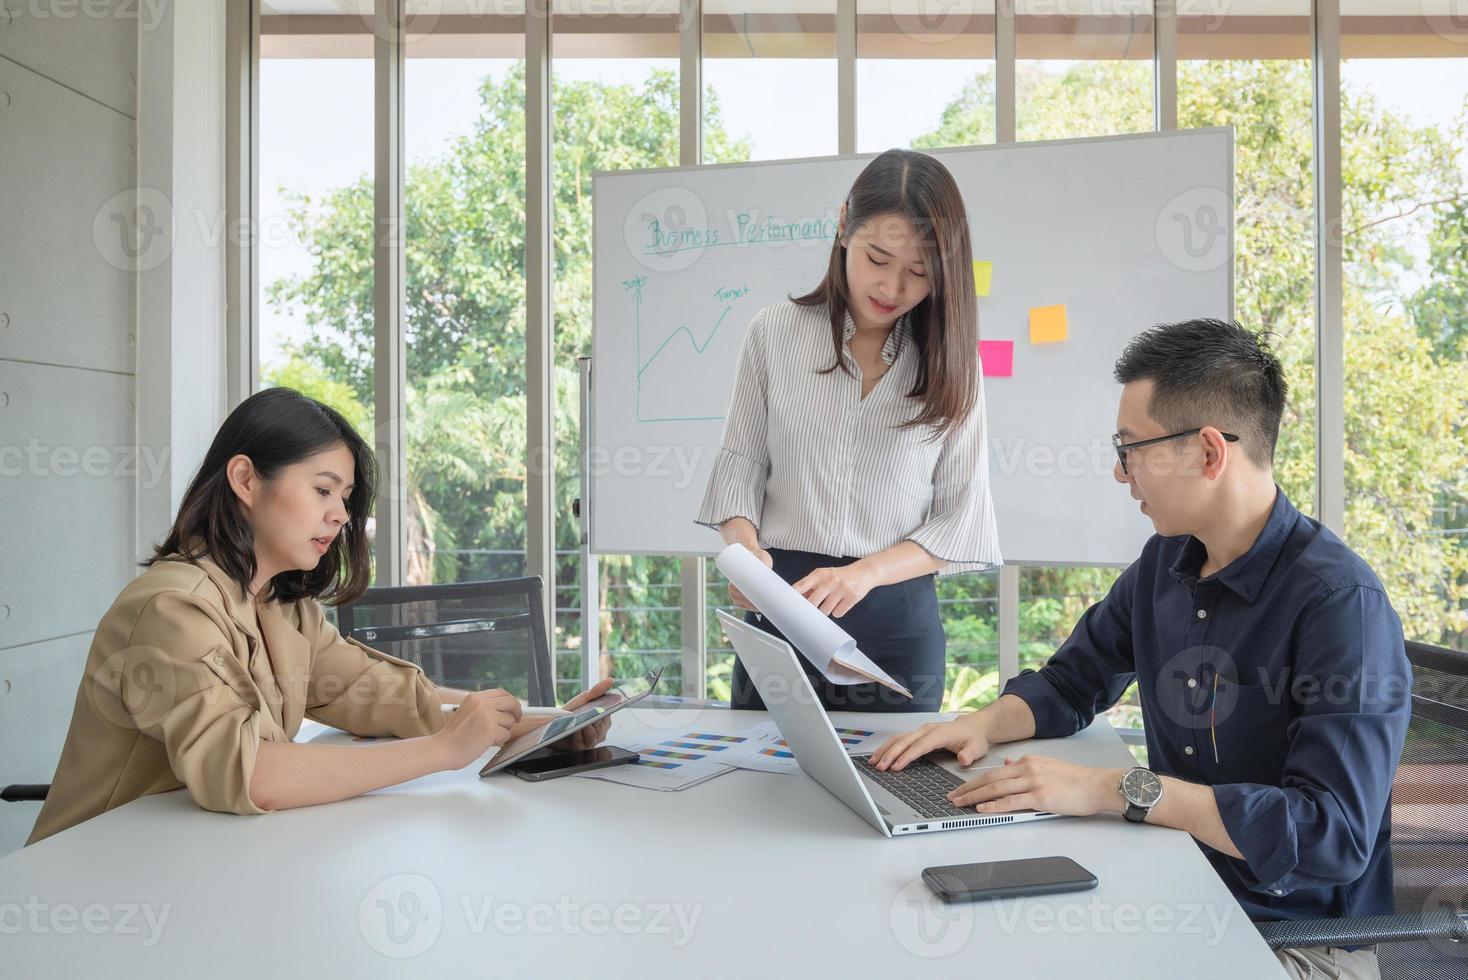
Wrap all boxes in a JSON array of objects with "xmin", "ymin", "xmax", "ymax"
[
  {"xmin": 545, "ymin": 677, "xmax": 616, "ymax": 752},
  {"xmin": 430, "ymin": 688, "xmax": 523, "ymax": 770},
  {"xmin": 728, "ymin": 545, "xmax": 774, "ymax": 612},
  {"xmin": 792, "ymin": 562, "xmax": 878, "ymax": 618}
]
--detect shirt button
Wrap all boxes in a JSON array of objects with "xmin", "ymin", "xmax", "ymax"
[
  {"xmin": 1184, "ymin": 746, "xmax": 1194, "ymax": 755},
  {"xmin": 1196, "ymin": 609, "xmax": 1207, "ymax": 619},
  {"xmin": 211, "ymin": 654, "xmax": 224, "ymax": 666},
  {"xmin": 1273, "ymin": 889, "xmax": 1284, "ymax": 896},
  {"xmin": 1187, "ymin": 678, "xmax": 1198, "ymax": 689}
]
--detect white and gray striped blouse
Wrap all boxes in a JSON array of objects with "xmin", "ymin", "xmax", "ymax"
[{"xmin": 695, "ymin": 300, "xmax": 1002, "ymax": 576}]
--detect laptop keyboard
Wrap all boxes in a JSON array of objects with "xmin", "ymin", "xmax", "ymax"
[{"xmin": 851, "ymin": 754, "xmax": 974, "ymax": 819}]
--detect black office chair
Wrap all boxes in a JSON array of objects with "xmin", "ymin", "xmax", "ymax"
[
  {"xmin": 1255, "ymin": 640, "xmax": 1468, "ymax": 975},
  {"xmin": 335, "ymin": 576, "xmax": 556, "ymax": 707}
]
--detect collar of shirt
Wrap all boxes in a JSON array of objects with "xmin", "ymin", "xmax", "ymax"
[
  {"xmin": 1167, "ymin": 486, "xmax": 1299, "ymax": 604},
  {"xmin": 184, "ymin": 553, "xmax": 265, "ymax": 642},
  {"xmin": 192, "ymin": 554, "xmax": 312, "ymax": 718},
  {"xmin": 840, "ymin": 306, "xmax": 910, "ymax": 366}
]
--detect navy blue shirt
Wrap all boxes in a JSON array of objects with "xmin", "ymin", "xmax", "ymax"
[{"xmin": 1004, "ymin": 488, "xmax": 1411, "ymax": 926}]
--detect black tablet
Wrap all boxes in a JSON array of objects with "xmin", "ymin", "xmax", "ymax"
[{"xmin": 478, "ymin": 667, "xmax": 663, "ymax": 776}]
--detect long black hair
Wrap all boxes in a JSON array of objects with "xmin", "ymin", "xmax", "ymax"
[
  {"xmin": 792, "ymin": 148, "xmax": 979, "ymax": 437},
  {"xmin": 145, "ymin": 387, "xmax": 378, "ymax": 606}
]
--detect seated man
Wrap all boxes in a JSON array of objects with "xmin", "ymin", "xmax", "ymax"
[{"xmin": 871, "ymin": 318, "xmax": 1411, "ymax": 980}]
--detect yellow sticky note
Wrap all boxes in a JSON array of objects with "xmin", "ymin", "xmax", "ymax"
[
  {"xmin": 1029, "ymin": 304, "xmax": 1068, "ymax": 344},
  {"xmin": 972, "ymin": 260, "xmax": 992, "ymax": 297}
]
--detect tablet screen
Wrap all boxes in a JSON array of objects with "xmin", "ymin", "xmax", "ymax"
[{"xmin": 480, "ymin": 667, "xmax": 663, "ymax": 775}]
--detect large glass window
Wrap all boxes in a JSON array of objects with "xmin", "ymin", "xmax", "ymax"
[
  {"xmin": 1016, "ymin": 0, "xmax": 1154, "ymax": 140},
  {"xmin": 258, "ymin": 3, "xmax": 377, "ymax": 555},
  {"xmin": 857, "ymin": 0, "xmax": 996, "ymax": 152},
  {"xmin": 1178, "ymin": 3, "xmax": 1315, "ymax": 518},
  {"xmin": 1341, "ymin": 11, "xmax": 1468, "ymax": 651},
  {"xmin": 553, "ymin": 2, "xmax": 685, "ymax": 697},
  {"xmin": 401, "ymin": 9, "xmax": 528, "ymax": 590},
  {"xmin": 254, "ymin": 1, "xmax": 1462, "ymax": 703},
  {"xmin": 704, "ymin": 0, "xmax": 839, "ymax": 161}
]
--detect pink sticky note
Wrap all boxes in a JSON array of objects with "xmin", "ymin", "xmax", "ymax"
[{"xmin": 979, "ymin": 340, "xmax": 1014, "ymax": 378}]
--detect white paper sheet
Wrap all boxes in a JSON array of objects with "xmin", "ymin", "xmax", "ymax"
[
  {"xmin": 715, "ymin": 543, "xmax": 914, "ymax": 699},
  {"xmin": 573, "ymin": 731, "xmax": 740, "ymax": 792},
  {"xmin": 717, "ymin": 720, "xmax": 894, "ymax": 775}
]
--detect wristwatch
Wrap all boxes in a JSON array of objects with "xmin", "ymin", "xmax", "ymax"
[{"xmin": 1119, "ymin": 767, "xmax": 1163, "ymax": 823}]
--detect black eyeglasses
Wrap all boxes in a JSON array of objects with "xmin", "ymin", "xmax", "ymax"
[{"xmin": 1112, "ymin": 429, "xmax": 1240, "ymax": 475}]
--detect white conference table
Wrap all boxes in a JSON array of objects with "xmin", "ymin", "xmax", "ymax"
[{"xmin": 1, "ymin": 705, "xmax": 1287, "ymax": 978}]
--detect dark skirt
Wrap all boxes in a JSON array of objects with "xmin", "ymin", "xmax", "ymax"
[{"xmin": 729, "ymin": 548, "xmax": 946, "ymax": 713}]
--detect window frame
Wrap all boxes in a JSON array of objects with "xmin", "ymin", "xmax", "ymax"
[{"xmin": 231, "ymin": 0, "xmax": 1365, "ymax": 695}]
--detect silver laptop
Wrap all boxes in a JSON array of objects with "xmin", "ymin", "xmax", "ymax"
[{"xmin": 718, "ymin": 609, "xmax": 1061, "ymax": 837}]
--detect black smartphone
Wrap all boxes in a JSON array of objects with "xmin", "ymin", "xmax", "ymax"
[
  {"xmin": 507, "ymin": 745, "xmax": 639, "ymax": 782},
  {"xmin": 921, "ymin": 856, "xmax": 1098, "ymax": 904}
]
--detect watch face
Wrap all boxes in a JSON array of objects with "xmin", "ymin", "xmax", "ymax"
[{"xmin": 1122, "ymin": 768, "xmax": 1163, "ymax": 807}]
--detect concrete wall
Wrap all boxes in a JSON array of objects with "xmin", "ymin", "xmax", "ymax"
[
  {"xmin": 0, "ymin": 0, "xmax": 141, "ymax": 855},
  {"xmin": 0, "ymin": 0, "xmax": 227, "ymax": 854}
]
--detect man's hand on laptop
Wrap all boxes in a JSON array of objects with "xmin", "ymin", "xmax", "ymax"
[
  {"xmin": 869, "ymin": 715, "xmax": 992, "ymax": 771},
  {"xmin": 946, "ymin": 755, "xmax": 1128, "ymax": 817}
]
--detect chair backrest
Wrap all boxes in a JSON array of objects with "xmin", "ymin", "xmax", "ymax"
[
  {"xmin": 1382, "ymin": 640, "xmax": 1468, "ymax": 979},
  {"xmin": 335, "ymin": 577, "xmax": 555, "ymax": 707}
]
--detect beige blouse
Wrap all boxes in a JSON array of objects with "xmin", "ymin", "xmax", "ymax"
[{"xmin": 27, "ymin": 556, "xmax": 446, "ymax": 845}]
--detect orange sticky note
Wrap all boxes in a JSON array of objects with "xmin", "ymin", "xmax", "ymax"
[
  {"xmin": 1029, "ymin": 304, "xmax": 1068, "ymax": 344},
  {"xmin": 972, "ymin": 260, "xmax": 992, "ymax": 297}
]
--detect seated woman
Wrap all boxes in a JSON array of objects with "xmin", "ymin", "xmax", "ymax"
[{"xmin": 27, "ymin": 387, "xmax": 611, "ymax": 845}]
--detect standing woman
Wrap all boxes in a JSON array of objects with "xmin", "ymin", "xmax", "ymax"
[{"xmin": 696, "ymin": 149, "xmax": 1001, "ymax": 713}]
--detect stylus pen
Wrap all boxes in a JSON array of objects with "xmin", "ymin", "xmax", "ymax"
[{"xmin": 440, "ymin": 703, "xmax": 566, "ymax": 717}]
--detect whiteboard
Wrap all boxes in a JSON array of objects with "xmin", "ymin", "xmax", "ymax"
[{"xmin": 590, "ymin": 128, "xmax": 1233, "ymax": 566}]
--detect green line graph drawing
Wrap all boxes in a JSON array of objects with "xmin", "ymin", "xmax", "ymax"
[{"xmin": 626, "ymin": 275, "xmax": 749, "ymax": 423}]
